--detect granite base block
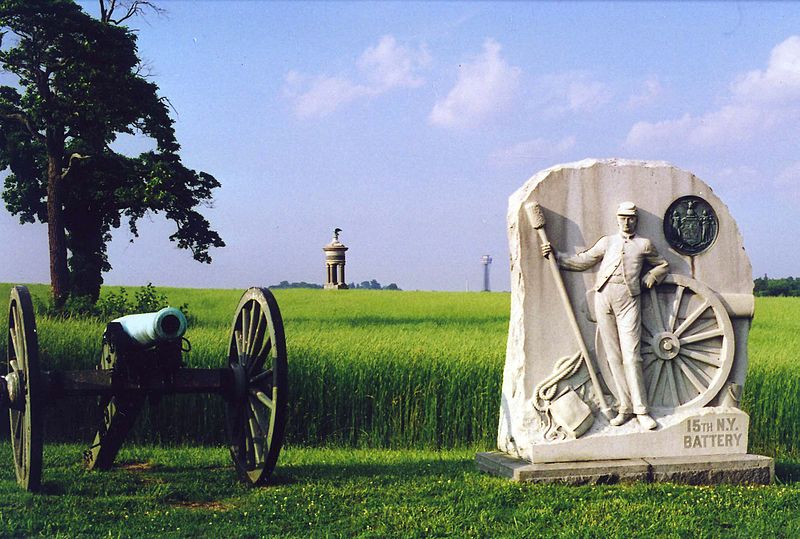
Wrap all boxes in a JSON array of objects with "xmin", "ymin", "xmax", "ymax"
[{"xmin": 476, "ymin": 451, "xmax": 773, "ymax": 485}]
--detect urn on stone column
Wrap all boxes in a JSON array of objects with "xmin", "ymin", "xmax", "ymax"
[{"xmin": 323, "ymin": 228, "xmax": 349, "ymax": 290}]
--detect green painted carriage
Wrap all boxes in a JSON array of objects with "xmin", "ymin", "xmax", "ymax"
[{"xmin": 0, "ymin": 286, "xmax": 288, "ymax": 491}]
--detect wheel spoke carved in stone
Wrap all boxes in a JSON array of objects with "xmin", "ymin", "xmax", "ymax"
[
  {"xmin": 596, "ymin": 274, "xmax": 734, "ymax": 413},
  {"xmin": 226, "ymin": 287, "xmax": 287, "ymax": 485}
]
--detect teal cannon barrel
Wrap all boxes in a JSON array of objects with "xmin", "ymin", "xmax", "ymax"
[{"xmin": 112, "ymin": 307, "xmax": 187, "ymax": 348}]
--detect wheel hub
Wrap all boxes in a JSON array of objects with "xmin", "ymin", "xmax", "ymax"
[
  {"xmin": 651, "ymin": 332, "xmax": 680, "ymax": 360},
  {"xmin": 229, "ymin": 363, "xmax": 247, "ymax": 403},
  {"xmin": 2, "ymin": 371, "xmax": 23, "ymax": 407}
]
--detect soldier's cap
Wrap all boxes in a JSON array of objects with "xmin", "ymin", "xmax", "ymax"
[{"xmin": 616, "ymin": 201, "xmax": 638, "ymax": 216}]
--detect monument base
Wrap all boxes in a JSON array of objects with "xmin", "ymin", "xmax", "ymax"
[
  {"xmin": 476, "ymin": 451, "xmax": 774, "ymax": 485},
  {"xmin": 323, "ymin": 283, "xmax": 349, "ymax": 290},
  {"xmin": 521, "ymin": 407, "xmax": 751, "ymax": 463}
]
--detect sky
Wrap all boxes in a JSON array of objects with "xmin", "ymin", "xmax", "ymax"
[{"xmin": 1, "ymin": 1, "xmax": 799, "ymax": 292}]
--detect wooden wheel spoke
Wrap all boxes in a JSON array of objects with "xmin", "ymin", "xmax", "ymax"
[
  {"xmin": 676, "ymin": 357, "xmax": 707, "ymax": 393},
  {"xmin": 242, "ymin": 308, "xmax": 251, "ymax": 353},
  {"xmin": 11, "ymin": 307, "xmax": 25, "ymax": 364},
  {"xmin": 246, "ymin": 315, "xmax": 265, "ymax": 359},
  {"xmin": 252, "ymin": 389, "xmax": 276, "ymax": 410},
  {"xmin": 257, "ymin": 335, "xmax": 273, "ymax": 363},
  {"xmin": 250, "ymin": 396, "xmax": 275, "ymax": 453},
  {"xmin": 641, "ymin": 344, "xmax": 653, "ymax": 355},
  {"xmin": 680, "ymin": 348, "xmax": 720, "ymax": 367},
  {"xmin": 233, "ymin": 329, "xmax": 244, "ymax": 360},
  {"xmin": 679, "ymin": 328, "xmax": 724, "ymax": 346},
  {"xmin": 243, "ymin": 420, "xmax": 254, "ymax": 467},
  {"xmin": 667, "ymin": 285, "xmax": 685, "ymax": 332},
  {"xmin": 674, "ymin": 299, "xmax": 710, "ymax": 338},
  {"xmin": 647, "ymin": 360, "xmax": 664, "ymax": 403},
  {"xmin": 248, "ymin": 399, "xmax": 269, "ymax": 432},
  {"xmin": 245, "ymin": 302, "xmax": 261, "ymax": 357},
  {"xmin": 12, "ymin": 411, "xmax": 22, "ymax": 439},
  {"xmin": 249, "ymin": 368, "xmax": 273, "ymax": 385},
  {"xmin": 247, "ymin": 413, "xmax": 265, "ymax": 466},
  {"xmin": 246, "ymin": 317, "xmax": 267, "ymax": 371},
  {"xmin": 9, "ymin": 328, "xmax": 18, "ymax": 361},
  {"xmin": 649, "ymin": 287, "xmax": 665, "ymax": 332}
]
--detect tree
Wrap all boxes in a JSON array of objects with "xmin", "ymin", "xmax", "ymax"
[{"xmin": 0, "ymin": 0, "xmax": 223, "ymax": 305}]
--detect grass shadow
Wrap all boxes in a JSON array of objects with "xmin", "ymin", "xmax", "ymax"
[
  {"xmin": 278, "ymin": 455, "xmax": 476, "ymax": 484},
  {"xmin": 775, "ymin": 461, "xmax": 800, "ymax": 484}
]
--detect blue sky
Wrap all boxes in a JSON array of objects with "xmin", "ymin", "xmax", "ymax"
[{"xmin": 1, "ymin": 1, "xmax": 799, "ymax": 291}]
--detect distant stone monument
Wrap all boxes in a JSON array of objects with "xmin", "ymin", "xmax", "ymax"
[
  {"xmin": 477, "ymin": 159, "xmax": 773, "ymax": 484},
  {"xmin": 323, "ymin": 228, "xmax": 349, "ymax": 290}
]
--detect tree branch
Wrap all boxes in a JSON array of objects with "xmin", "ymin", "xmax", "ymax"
[
  {"xmin": 98, "ymin": 0, "xmax": 109, "ymax": 23},
  {"xmin": 100, "ymin": 0, "xmax": 165, "ymax": 25},
  {"xmin": 61, "ymin": 153, "xmax": 90, "ymax": 180},
  {"xmin": 0, "ymin": 111, "xmax": 45, "ymax": 142}
]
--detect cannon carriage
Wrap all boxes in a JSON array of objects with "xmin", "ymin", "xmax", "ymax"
[{"xmin": 0, "ymin": 285, "xmax": 287, "ymax": 491}]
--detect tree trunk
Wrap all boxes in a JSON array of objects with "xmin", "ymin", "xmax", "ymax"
[
  {"xmin": 66, "ymin": 211, "xmax": 107, "ymax": 303},
  {"xmin": 46, "ymin": 133, "xmax": 69, "ymax": 309}
]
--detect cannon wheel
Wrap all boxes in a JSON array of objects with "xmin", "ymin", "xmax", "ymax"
[
  {"xmin": 6, "ymin": 286, "xmax": 43, "ymax": 491},
  {"xmin": 595, "ymin": 274, "xmax": 735, "ymax": 413},
  {"xmin": 226, "ymin": 287, "xmax": 287, "ymax": 485}
]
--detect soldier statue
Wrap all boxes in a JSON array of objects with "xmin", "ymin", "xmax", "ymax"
[{"xmin": 542, "ymin": 202, "xmax": 669, "ymax": 430}]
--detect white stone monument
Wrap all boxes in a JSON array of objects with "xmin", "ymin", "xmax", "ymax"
[{"xmin": 477, "ymin": 159, "xmax": 773, "ymax": 484}]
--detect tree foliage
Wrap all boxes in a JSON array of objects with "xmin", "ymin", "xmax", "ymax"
[
  {"xmin": 0, "ymin": 0, "xmax": 224, "ymax": 304},
  {"xmin": 754, "ymin": 275, "xmax": 800, "ymax": 297}
]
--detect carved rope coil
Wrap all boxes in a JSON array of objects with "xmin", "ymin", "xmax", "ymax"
[{"xmin": 532, "ymin": 350, "xmax": 583, "ymax": 412}]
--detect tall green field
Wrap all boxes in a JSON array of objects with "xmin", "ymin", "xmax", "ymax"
[{"xmin": 0, "ymin": 284, "xmax": 797, "ymax": 455}]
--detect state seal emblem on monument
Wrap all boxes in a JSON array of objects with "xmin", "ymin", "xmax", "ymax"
[{"xmin": 663, "ymin": 196, "xmax": 718, "ymax": 255}]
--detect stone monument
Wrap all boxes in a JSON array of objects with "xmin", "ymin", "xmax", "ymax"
[
  {"xmin": 323, "ymin": 228, "xmax": 349, "ymax": 290},
  {"xmin": 477, "ymin": 159, "xmax": 773, "ymax": 484}
]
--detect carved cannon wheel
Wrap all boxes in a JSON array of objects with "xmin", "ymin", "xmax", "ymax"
[
  {"xmin": 595, "ymin": 274, "xmax": 734, "ymax": 413},
  {"xmin": 226, "ymin": 287, "xmax": 288, "ymax": 485},
  {"xmin": 6, "ymin": 286, "xmax": 43, "ymax": 491}
]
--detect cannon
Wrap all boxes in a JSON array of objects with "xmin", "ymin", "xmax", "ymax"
[{"xmin": 0, "ymin": 286, "xmax": 287, "ymax": 491}]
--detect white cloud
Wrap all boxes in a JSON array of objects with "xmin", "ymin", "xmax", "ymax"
[
  {"xmin": 284, "ymin": 35, "xmax": 429, "ymax": 119},
  {"xmin": 429, "ymin": 39, "xmax": 521, "ymax": 129},
  {"xmin": 534, "ymin": 71, "xmax": 613, "ymax": 115},
  {"xmin": 284, "ymin": 72, "xmax": 371, "ymax": 119},
  {"xmin": 626, "ymin": 77, "xmax": 663, "ymax": 108},
  {"xmin": 624, "ymin": 36, "xmax": 800, "ymax": 150},
  {"xmin": 358, "ymin": 35, "xmax": 431, "ymax": 91},
  {"xmin": 732, "ymin": 36, "xmax": 800, "ymax": 103},
  {"xmin": 489, "ymin": 136, "xmax": 576, "ymax": 167}
]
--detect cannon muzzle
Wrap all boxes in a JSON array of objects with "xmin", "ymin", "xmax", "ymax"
[{"xmin": 111, "ymin": 307, "xmax": 188, "ymax": 348}]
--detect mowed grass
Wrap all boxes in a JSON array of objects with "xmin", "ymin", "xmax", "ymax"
[
  {"xmin": 0, "ymin": 284, "xmax": 798, "ymax": 456},
  {"xmin": 0, "ymin": 442, "xmax": 799, "ymax": 538}
]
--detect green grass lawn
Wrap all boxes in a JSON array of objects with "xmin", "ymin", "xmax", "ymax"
[{"xmin": 0, "ymin": 442, "xmax": 798, "ymax": 538}]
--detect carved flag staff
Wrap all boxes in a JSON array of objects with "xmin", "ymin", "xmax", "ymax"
[{"xmin": 524, "ymin": 201, "xmax": 613, "ymax": 421}]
